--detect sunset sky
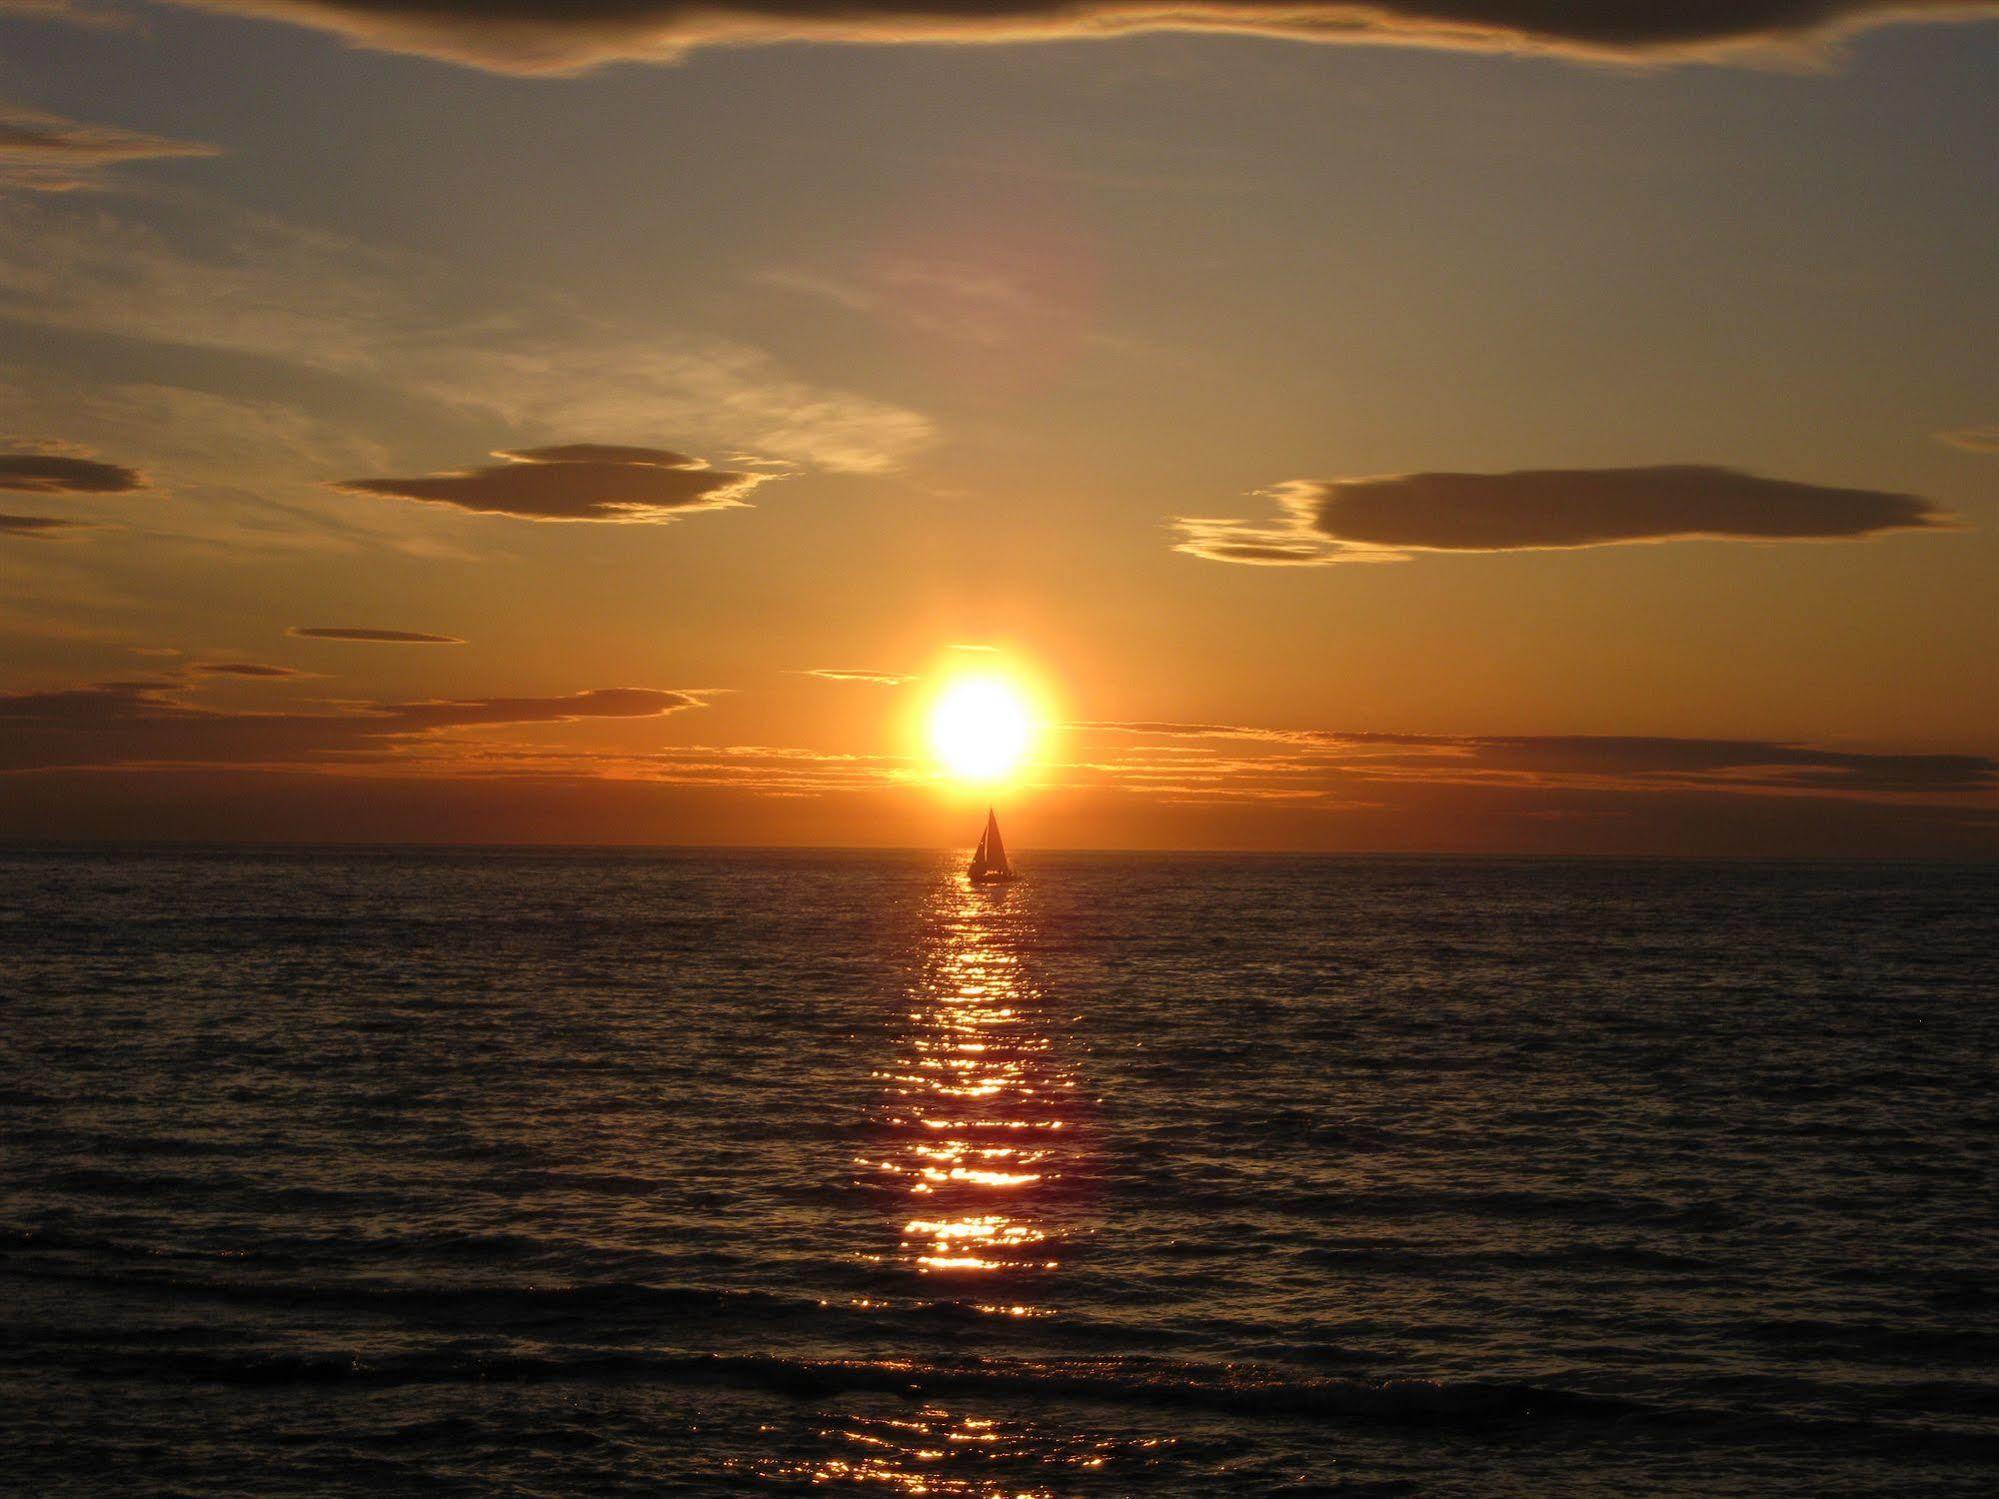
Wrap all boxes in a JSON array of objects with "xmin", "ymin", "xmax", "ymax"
[{"xmin": 2, "ymin": 0, "xmax": 1993, "ymax": 852}]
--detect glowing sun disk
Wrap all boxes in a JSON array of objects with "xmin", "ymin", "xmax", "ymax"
[{"xmin": 928, "ymin": 676, "xmax": 1035, "ymax": 783}]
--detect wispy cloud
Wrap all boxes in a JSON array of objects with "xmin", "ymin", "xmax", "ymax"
[
  {"xmin": 0, "ymin": 379, "xmax": 456, "ymax": 557},
  {"xmin": 759, "ymin": 252, "xmax": 1059, "ymax": 350},
  {"xmin": 0, "ymin": 2, "xmax": 134, "ymax": 31},
  {"xmin": 1937, "ymin": 424, "xmax": 1999, "ymax": 454},
  {"xmin": 801, "ymin": 667, "xmax": 916, "ymax": 685},
  {"xmin": 0, "ymin": 194, "xmax": 937, "ymax": 475},
  {"xmin": 0, "ymin": 101, "xmax": 218, "ymax": 193}
]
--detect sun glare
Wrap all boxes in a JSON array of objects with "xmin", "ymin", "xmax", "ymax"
[{"xmin": 928, "ymin": 676, "xmax": 1037, "ymax": 784}]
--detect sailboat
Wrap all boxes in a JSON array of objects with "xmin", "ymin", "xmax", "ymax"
[{"xmin": 967, "ymin": 807, "xmax": 1019, "ymax": 883}]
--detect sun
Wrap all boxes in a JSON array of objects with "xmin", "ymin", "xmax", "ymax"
[{"xmin": 928, "ymin": 675, "xmax": 1037, "ymax": 784}]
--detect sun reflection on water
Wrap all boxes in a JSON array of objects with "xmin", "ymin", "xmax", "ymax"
[
  {"xmin": 859, "ymin": 870, "xmax": 1083, "ymax": 1281},
  {"xmin": 756, "ymin": 1402, "xmax": 1134, "ymax": 1497},
  {"xmin": 756, "ymin": 865, "xmax": 1114, "ymax": 1495}
]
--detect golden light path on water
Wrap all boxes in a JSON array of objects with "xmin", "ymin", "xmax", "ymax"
[
  {"xmin": 785, "ymin": 863, "xmax": 1099, "ymax": 1495},
  {"xmin": 873, "ymin": 872, "xmax": 1076, "ymax": 1281},
  {"xmin": 800, "ymin": 1404, "xmax": 1132, "ymax": 1496}
]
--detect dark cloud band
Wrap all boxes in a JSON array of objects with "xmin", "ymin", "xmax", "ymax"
[
  {"xmin": 336, "ymin": 444, "xmax": 770, "ymax": 523},
  {"xmin": 0, "ymin": 679, "xmax": 704, "ymax": 771},
  {"xmin": 157, "ymin": 1, "xmax": 1996, "ymax": 73},
  {"xmin": 0, "ymin": 451, "xmax": 145, "ymax": 494},
  {"xmin": 1077, "ymin": 720, "xmax": 1998, "ymax": 797},
  {"xmin": 1178, "ymin": 464, "xmax": 1953, "ymax": 565},
  {"xmin": 0, "ymin": 512, "xmax": 94, "ymax": 537},
  {"xmin": 191, "ymin": 662, "xmax": 312, "ymax": 677}
]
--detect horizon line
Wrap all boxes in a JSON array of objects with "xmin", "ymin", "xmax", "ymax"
[{"xmin": 0, "ymin": 835, "xmax": 1988, "ymax": 863}]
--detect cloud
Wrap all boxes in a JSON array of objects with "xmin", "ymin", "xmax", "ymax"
[
  {"xmin": 0, "ymin": 671, "xmax": 917, "ymax": 798},
  {"xmin": 803, "ymin": 667, "xmax": 916, "ymax": 685},
  {"xmin": 1075, "ymin": 718, "xmax": 1370, "ymax": 743},
  {"xmin": 0, "ymin": 2, "xmax": 132, "ymax": 29},
  {"xmin": 1075, "ymin": 719, "xmax": 1997, "ymax": 797},
  {"xmin": 1938, "ymin": 424, "xmax": 1999, "ymax": 453},
  {"xmin": 0, "ymin": 512, "xmax": 95, "ymax": 537},
  {"xmin": 0, "ymin": 379, "xmax": 465, "ymax": 559},
  {"xmin": 759, "ymin": 247, "xmax": 1081, "ymax": 352},
  {"xmin": 0, "ymin": 678, "xmax": 705, "ymax": 770},
  {"xmin": 1, "ymin": 679, "xmax": 1987, "ymax": 853},
  {"xmin": 0, "ymin": 195, "xmax": 937, "ymax": 475},
  {"xmin": 380, "ymin": 687, "xmax": 696, "ymax": 729},
  {"xmin": 190, "ymin": 661, "xmax": 313, "ymax": 677},
  {"xmin": 1169, "ymin": 518, "xmax": 1384, "ymax": 567},
  {"xmin": 288, "ymin": 626, "xmax": 465, "ymax": 644},
  {"xmin": 0, "ymin": 102, "xmax": 219, "ymax": 193},
  {"xmin": 0, "ymin": 383, "xmax": 391, "ymax": 490},
  {"xmin": 145, "ymin": 1, "xmax": 1997, "ymax": 73},
  {"xmin": 1177, "ymin": 465, "xmax": 1954, "ymax": 565},
  {"xmin": 335, "ymin": 445, "xmax": 770, "ymax": 523},
  {"xmin": 0, "ymin": 447, "xmax": 146, "ymax": 494}
]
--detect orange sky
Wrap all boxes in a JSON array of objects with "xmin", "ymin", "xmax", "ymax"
[{"xmin": 0, "ymin": 2, "xmax": 1994, "ymax": 853}]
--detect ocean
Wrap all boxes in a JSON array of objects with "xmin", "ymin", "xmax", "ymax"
[{"xmin": 2, "ymin": 846, "xmax": 1994, "ymax": 1496}]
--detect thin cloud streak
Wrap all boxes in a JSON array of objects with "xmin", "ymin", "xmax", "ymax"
[
  {"xmin": 1937, "ymin": 424, "xmax": 1999, "ymax": 453},
  {"xmin": 802, "ymin": 668, "xmax": 917, "ymax": 685},
  {"xmin": 288, "ymin": 627, "xmax": 465, "ymax": 644},
  {"xmin": 0, "ymin": 512, "xmax": 95, "ymax": 537},
  {"xmin": 0, "ymin": 102, "xmax": 219, "ymax": 193},
  {"xmin": 190, "ymin": 662, "xmax": 314, "ymax": 678}
]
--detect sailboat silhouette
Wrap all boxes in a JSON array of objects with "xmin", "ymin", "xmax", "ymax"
[{"xmin": 967, "ymin": 808, "xmax": 1018, "ymax": 883}]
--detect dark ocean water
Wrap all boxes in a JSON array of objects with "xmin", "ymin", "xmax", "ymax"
[{"xmin": 2, "ymin": 846, "xmax": 1995, "ymax": 1497}]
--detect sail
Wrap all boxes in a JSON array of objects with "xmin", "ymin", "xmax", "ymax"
[{"xmin": 968, "ymin": 808, "xmax": 1013, "ymax": 879}]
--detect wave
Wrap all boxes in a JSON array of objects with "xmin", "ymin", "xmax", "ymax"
[
  {"xmin": 62, "ymin": 1344, "xmax": 1640, "ymax": 1428},
  {"xmin": 1219, "ymin": 1186, "xmax": 1740, "ymax": 1231},
  {"xmin": 20, "ymin": 1322, "xmax": 1999, "ymax": 1464},
  {"xmin": 0, "ymin": 1252, "xmax": 1210, "ymax": 1357},
  {"xmin": 1297, "ymin": 1241, "xmax": 1712, "ymax": 1274},
  {"xmin": 50, "ymin": 1342, "xmax": 1999, "ymax": 1458},
  {"xmin": 1, "ymin": 1254, "xmax": 828, "ymax": 1326}
]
